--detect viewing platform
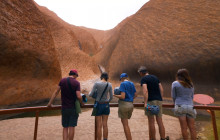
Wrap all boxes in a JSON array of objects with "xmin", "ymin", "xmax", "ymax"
[{"xmin": 0, "ymin": 103, "xmax": 219, "ymax": 140}]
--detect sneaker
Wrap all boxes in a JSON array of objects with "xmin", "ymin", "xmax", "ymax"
[{"xmin": 161, "ymin": 136, "xmax": 169, "ymax": 140}]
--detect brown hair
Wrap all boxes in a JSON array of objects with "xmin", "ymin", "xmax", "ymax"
[{"xmin": 176, "ymin": 69, "xmax": 193, "ymax": 88}]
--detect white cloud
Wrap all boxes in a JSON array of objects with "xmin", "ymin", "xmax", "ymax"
[{"xmin": 34, "ymin": 0, "xmax": 149, "ymax": 30}]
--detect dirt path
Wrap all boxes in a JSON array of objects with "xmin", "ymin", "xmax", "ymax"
[{"xmin": 0, "ymin": 108, "xmax": 182, "ymax": 140}]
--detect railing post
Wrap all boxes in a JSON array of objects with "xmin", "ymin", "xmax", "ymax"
[
  {"xmin": 210, "ymin": 110, "xmax": 219, "ymax": 140},
  {"xmin": 34, "ymin": 110, "xmax": 40, "ymax": 140}
]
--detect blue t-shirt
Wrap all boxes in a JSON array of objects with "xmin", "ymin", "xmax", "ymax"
[{"xmin": 119, "ymin": 81, "xmax": 136, "ymax": 102}]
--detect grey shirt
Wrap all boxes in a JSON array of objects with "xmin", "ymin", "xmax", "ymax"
[
  {"xmin": 171, "ymin": 81, "xmax": 194, "ymax": 106},
  {"xmin": 89, "ymin": 81, "xmax": 113, "ymax": 102}
]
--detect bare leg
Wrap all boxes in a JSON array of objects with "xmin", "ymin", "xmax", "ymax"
[
  {"xmin": 178, "ymin": 116, "xmax": 188, "ymax": 140},
  {"xmin": 102, "ymin": 115, "xmax": 109, "ymax": 139},
  {"xmin": 63, "ymin": 127, "xmax": 68, "ymax": 140},
  {"xmin": 95, "ymin": 117, "xmax": 97, "ymax": 140},
  {"xmin": 156, "ymin": 116, "xmax": 165, "ymax": 139},
  {"xmin": 186, "ymin": 117, "xmax": 197, "ymax": 140},
  {"xmin": 96, "ymin": 116, "xmax": 102, "ymax": 140},
  {"xmin": 121, "ymin": 119, "xmax": 132, "ymax": 140},
  {"xmin": 68, "ymin": 127, "xmax": 75, "ymax": 140},
  {"xmin": 148, "ymin": 116, "xmax": 156, "ymax": 140}
]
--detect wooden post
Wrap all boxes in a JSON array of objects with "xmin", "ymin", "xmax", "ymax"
[
  {"xmin": 210, "ymin": 110, "xmax": 219, "ymax": 140},
  {"xmin": 34, "ymin": 110, "xmax": 40, "ymax": 140}
]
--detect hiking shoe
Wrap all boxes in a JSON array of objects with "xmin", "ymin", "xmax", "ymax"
[{"xmin": 161, "ymin": 136, "xmax": 169, "ymax": 140}]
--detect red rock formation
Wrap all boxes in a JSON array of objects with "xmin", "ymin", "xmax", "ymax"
[
  {"xmin": 0, "ymin": 0, "xmax": 99, "ymax": 107},
  {"xmin": 83, "ymin": 16, "xmax": 132, "ymax": 51},
  {"xmin": 82, "ymin": 28, "xmax": 110, "ymax": 49},
  {"xmin": 0, "ymin": 0, "xmax": 61, "ymax": 107},
  {"xmin": 1, "ymin": 0, "xmax": 219, "ymax": 107},
  {"xmin": 95, "ymin": 0, "xmax": 220, "ymax": 87},
  {"xmin": 36, "ymin": 4, "xmax": 99, "ymax": 56},
  {"xmin": 36, "ymin": 4, "xmax": 99, "ymax": 80},
  {"xmin": 71, "ymin": 26, "xmax": 99, "ymax": 56}
]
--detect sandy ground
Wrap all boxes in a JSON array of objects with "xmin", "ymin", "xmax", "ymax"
[{"xmin": 0, "ymin": 108, "xmax": 182, "ymax": 140}]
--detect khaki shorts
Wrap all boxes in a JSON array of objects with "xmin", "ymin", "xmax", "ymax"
[
  {"xmin": 145, "ymin": 100, "xmax": 163, "ymax": 117},
  {"xmin": 118, "ymin": 100, "xmax": 134, "ymax": 119},
  {"xmin": 174, "ymin": 105, "xmax": 197, "ymax": 118}
]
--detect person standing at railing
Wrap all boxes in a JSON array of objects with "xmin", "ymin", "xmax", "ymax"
[
  {"xmin": 138, "ymin": 66, "xmax": 168, "ymax": 140},
  {"xmin": 47, "ymin": 69, "xmax": 84, "ymax": 140},
  {"xmin": 114, "ymin": 73, "xmax": 137, "ymax": 140},
  {"xmin": 89, "ymin": 72, "xmax": 113, "ymax": 140},
  {"xmin": 171, "ymin": 69, "xmax": 197, "ymax": 140}
]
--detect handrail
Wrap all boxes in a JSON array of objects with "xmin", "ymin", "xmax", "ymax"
[
  {"xmin": 1, "ymin": 103, "xmax": 220, "ymax": 115},
  {"xmin": 0, "ymin": 103, "xmax": 219, "ymax": 140}
]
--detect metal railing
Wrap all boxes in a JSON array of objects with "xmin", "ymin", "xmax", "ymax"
[{"xmin": 0, "ymin": 103, "xmax": 220, "ymax": 140}]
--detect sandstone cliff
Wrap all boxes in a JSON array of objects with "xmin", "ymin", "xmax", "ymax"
[
  {"xmin": 95, "ymin": 0, "xmax": 220, "ymax": 87},
  {"xmin": 0, "ymin": 0, "xmax": 99, "ymax": 108},
  {"xmin": 1, "ymin": 0, "xmax": 220, "ymax": 107},
  {"xmin": 35, "ymin": 5, "xmax": 99, "ymax": 80},
  {"xmin": 0, "ymin": 0, "xmax": 61, "ymax": 107}
]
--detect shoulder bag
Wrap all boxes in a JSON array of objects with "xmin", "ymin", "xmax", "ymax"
[
  {"xmin": 91, "ymin": 82, "xmax": 108, "ymax": 116},
  {"xmin": 67, "ymin": 77, "xmax": 81, "ymax": 114}
]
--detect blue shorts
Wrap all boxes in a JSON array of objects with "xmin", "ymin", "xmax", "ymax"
[
  {"xmin": 61, "ymin": 107, "xmax": 79, "ymax": 127},
  {"xmin": 92, "ymin": 103, "xmax": 110, "ymax": 116}
]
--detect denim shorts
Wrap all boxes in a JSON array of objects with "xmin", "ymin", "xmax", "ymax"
[
  {"xmin": 174, "ymin": 105, "xmax": 197, "ymax": 118},
  {"xmin": 61, "ymin": 107, "xmax": 79, "ymax": 127},
  {"xmin": 92, "ymin": 102, "xmax": 110, "ymax": 116}
]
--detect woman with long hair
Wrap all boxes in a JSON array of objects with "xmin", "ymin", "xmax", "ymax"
[
  {"xmin": 171, "ymin": 69, "xmax": 197, "ymax": 140},
  {"xmin": 89, "ymin": 72, "xmax": 113, "ymax": 140}
]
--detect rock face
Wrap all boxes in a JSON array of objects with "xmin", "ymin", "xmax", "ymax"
[
  {"xmin": 71, "ymin": 26, "xmax": 99, "ymax": 56},
  {"xmin": 36, "ymin": 5, "xmax": 99, "ymax": 56},
  {"xmin": 95, "ymin": 0, "xmax": 220, "ymax": 87},
  {"xmin": 0, "ymin": 0, "xmax": 61, "ymax": 107},
  {"xmin": 1, "ymin": 0, "xmax": 220, "ymax": 107},
  {"xmin": 36, "ymin": 4, "xmax": 99, "ymax": 81},
  {"xmin": 0, "ymin": 0, "xmax": 99, "ymax": 107},
  {"xmin": 83, "ymin": 16, "xmax": 132, "ymax": 52}
]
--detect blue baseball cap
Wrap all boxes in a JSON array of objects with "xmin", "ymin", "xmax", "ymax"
[{"xmin": 120, "ymin": 73, "xmax": 128, "ymax": 80}]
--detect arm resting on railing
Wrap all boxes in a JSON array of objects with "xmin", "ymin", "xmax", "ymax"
[{"xmin": 47, "ymin": 87, "xmax": 61, "ymax": 107}]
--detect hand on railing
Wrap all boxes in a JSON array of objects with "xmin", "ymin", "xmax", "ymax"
[
  {"xmin": 47, "ymin": 104, "xmax": 53, "ymax": 108},
  {"xmin": 80, "ymin": 102, "xmax": 85, "ymax": 107}
]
